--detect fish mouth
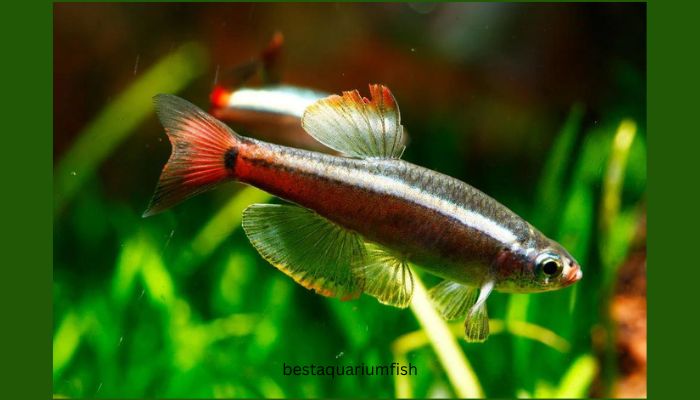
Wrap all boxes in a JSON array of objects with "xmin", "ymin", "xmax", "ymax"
[{"xmin": 564, "ymin": 266, "xmax": 583, "ymax": 286}]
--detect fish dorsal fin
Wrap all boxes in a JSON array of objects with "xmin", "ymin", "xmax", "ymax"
[
  {"xmin": 360, "ymin": 243, "xmax": 414, "ymax": 308},
  {"xmin": 301, "ymin": 84, "xmax": 406, "ymax": 159},
  {"xmin": 428, "ymin": 280, "xmax": 479, "ymax": 320},
  {"xmin": 241, "ymin": 204, "xmax": 366, "ymax": 300},
  {"xmin": 464, "ymin": 280, "xmax": 494, "ymax": 342}
]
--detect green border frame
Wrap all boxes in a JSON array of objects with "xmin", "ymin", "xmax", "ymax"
[
  {"xmin": 2, "ymin": 0, "xmax": 693, "ymax": 398},
  {"xmin": 3, "ymin": 1, "xmax": 52, "ymax": 399},
  {"xmin": 647, "ymin": 0, "xmax": 698, "ymax": 398}
]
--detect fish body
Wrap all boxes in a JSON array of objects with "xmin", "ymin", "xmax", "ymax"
[
  {"xmin": 232, "ymin": 137, "xmax": 537, "ymax": 289},
  {"xmin": 145, "ymin": 85, "xmax": 582, "ymax": 341}
]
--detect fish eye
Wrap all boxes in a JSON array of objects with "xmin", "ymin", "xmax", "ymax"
[
  {"xmin": 536, "ymin": 253, "xmax": 563, "ymax": 278},
  {"xmin": 542, "ymin": 260, "xmax": 561, "ymax": 276}
]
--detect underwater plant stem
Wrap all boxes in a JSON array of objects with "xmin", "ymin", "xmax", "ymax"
[
  {"xmin": 408, "ymin": 272, "xmax": 484, "ymax": 398},
  {"xmin": 191, "ymin": 186, "xmax": 272, "ymax": 259}
]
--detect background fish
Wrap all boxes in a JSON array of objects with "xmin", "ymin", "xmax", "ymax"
[
  {"xmin": 144, "ymin": 84, "xmax": 582, "ymax": 342},
  {"xmin": 207, "ymin": 32, "xmax": 336, "ymax": 152},
  {"xmin": 210, "ymin": 85, "xmax": 334, "ymax": 152}
]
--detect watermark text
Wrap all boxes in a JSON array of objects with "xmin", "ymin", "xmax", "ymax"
[{"xmin": 282, "ymin": 362, "xmax": 417, "ymax": 379}]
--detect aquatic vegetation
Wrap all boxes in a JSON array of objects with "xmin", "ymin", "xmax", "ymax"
[{"xmin": 53, "ymin": 8, "xmax": 646, "ymax": 396}]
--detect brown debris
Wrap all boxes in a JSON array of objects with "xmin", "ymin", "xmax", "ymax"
[{"xmin": 610, "ymin": 212, "xmax": 647, "ymax": 398}]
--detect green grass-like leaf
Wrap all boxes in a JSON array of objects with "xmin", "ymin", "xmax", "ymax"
[{"xmin": 54, "ymin": 42, "xmax": 208, "ymax": 213}]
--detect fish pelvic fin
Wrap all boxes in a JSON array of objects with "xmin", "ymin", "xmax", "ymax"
[
  {"xmin": 143, "ymin": 94, "xmax": 241, "ymax": 217},
  {"xmin": 360, "ymin": 243, "xmax": 414, "ymax": 308},
  {"xmin": 242, "ymin": 203, "xmax": 366, "ymax": 300},
  {"xmin": 301, "ymin": 84, "xmax": 406, "ymax": 159},
  {"xmin": 428, "ymin": 280, "xmax": 479, "ymax": 321}
]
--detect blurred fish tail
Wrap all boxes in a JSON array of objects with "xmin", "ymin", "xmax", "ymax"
[{"xmin": 143, "ymin": 94, "xmax": 241, "ymax": 217}]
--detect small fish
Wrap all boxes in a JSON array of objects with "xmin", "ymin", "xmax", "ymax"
[
  {"xmin": 210, "ymin": 85, "xmax": 333, "ymax": 152},
  {"xmin": 144, "ymin": 85, "xmax": 582, "ymax": 342},
  {"xmin": 211, "ymin": 85, "xmax": 329, "ymax": 119}
]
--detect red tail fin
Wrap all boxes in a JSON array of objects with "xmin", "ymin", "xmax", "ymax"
[{"xmin": 143, "ymin": 94, "xmax": 239, "ymax": 217}]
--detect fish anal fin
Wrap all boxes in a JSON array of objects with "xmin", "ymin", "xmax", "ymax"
[
  {"xmin": 241, "ymin": 204, "xmax": 366, "ymax": 299},
  {"xmin": 301, "ymin": 84, "xmax": 406, "ymax": 159},
  {"xmin": 428, "ymin": 280, "xmax": 478, "ymax": 320},
  {"xmin": 464, "ymin": 303, "xmax": 489, "ymax": 343},
  {"xmin": 361, "ymin": 243, "xmax": 413, "ymax": 308}
]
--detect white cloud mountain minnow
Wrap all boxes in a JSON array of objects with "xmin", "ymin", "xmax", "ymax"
[
  {"xmin": 144, "ymin": 84, "xmax": 582, "ymax": 342},
  {"xmin": 210, "ymin": 85, "xmax": 334, "ymax": 152}
]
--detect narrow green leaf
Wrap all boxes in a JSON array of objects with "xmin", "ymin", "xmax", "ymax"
[
  {"xmin": 533, "ymin": 104, "xmax": 584, "ymax": 231},
  {"xmin": 555, "ymin": 354, "xmax": 598, "ymax": 398},
  {"xmin": 53, "ymin": 312, "xmax": 84, "ymax": 379},
  {"xmin": 55, "ymin": 42, "xmax": 208, "ymax": 213}
]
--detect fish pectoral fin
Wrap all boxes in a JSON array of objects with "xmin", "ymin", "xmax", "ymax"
[
  {"xmin": 464, "ymin": 280, "xmax": 494, "ymax": 343},
  {"xmin": 242, "ymin": 203, "xmax": 366, "ymax": 300},
  {"xmin": 428, "ymin": 280, "xmax": 478, "ymax": 320},
  {"xmin": 301, "ymin": 84, "xmax": 406, "ymax": 159},
  {"xmin": 360, "ymin": 243, "xmax": 414, "ymax": 308}
]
